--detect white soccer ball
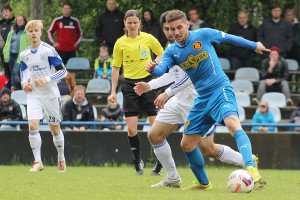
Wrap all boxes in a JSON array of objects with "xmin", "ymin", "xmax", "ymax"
[{"xmin": 227, "ymin": 169, "xmax": 254, "ymax": 193}]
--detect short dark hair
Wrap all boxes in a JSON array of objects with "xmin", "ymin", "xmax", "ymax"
[
  {"xmin": 270, "ymin": 4, "xmax": 281, "ymax": 10},
  {"xmin": 159, "ymin": 11, "xmax": 169, "ymax": 28},
  {"xmin": 1, "ymin": 5, "xmax": 12, "ymax": 12},
  {"xmin": 166, "ymin": 10, "xmax": 187, "ymax": 23},
  {"xmin": 63, "ymin": 1, "xmax": 72, "ymax": 8},
  {"xmin": 189, "ymin": 7, "xmax": 198, "ymax": 14}
]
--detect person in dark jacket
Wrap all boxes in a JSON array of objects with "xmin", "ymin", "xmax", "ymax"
[
  {"xmin": 0, "ymin": 5, "xmax": 15, "ymax": 90},
  {"xmin": 100, "ymin": 96, "xmax": 123, "ymax": 130},
  {"xmin": 142, "ymin": 8, "xmax": 167, "ymax": 48},
  {"xmin": 228, "ymin": 11, "xmax": 257, "ymax": 69},
  {"xmin": 63, "ymin": 85, "xmax": 94, "ymax": 131},
  {"xmin": 0, "ymin": 87, "xmax": 23, "ymax": 130},
  {"xmin": 95, "ymin": 0, "xmax": 124, "ymax": 54},
  {"xmin": 257, "ymin": 4, "xmax": 293, "ymax": 58},
  {"xmin": 289, "ymin": 98, "xmax": 300, "ymax": 132},
  {"xmin": 256, "ymin": 46, "xmax": 292, "ymax": 104}
]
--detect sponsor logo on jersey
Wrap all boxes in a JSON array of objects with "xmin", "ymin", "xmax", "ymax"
[
  {"xmin": 40, "ymin": 54, "xmax": 45, "ymax": 60},
  {"xmin": 180, "ymin": 51, "xmax": 208, "ymax": 69},
  {"xmin": 193, "ymin": 41, "xmax": 202, "ymax": 50},
  {"xmin": 31, "ymin": 65, "xmax": 47, "ymax": 72},
  {"xmin": 141, "ymin": 49, "xmax": 147, "ymax": 58}
]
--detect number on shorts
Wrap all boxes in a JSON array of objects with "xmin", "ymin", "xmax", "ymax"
[{"xmin": 49, "ymin": 116, "xmax": 56, "ymax": 123}]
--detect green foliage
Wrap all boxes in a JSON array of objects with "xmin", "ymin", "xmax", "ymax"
[{"xmin": 8, "ymin": 0, "xmax": 296, "ymax": 60}]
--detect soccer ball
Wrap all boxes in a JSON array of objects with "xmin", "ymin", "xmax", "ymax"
[{"xmin": 227, "ymin": 169, "xmax": 254, "ymax": 193}]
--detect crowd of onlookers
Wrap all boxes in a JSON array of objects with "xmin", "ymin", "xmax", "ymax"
[{"xmin": 0, "ymin": 1, "xmax": 300, "ymax": 132}]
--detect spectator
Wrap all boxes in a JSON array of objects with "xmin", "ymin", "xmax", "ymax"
[
  {"xmin": 0, "ymin": 70, "xmax": 8, "ymax": 91},
  {"xmin": 57, "ymin": 71, "xmax": 76, "ymax": 105},
  {"xmin": 257, "ymin": 4, "xmax": 293, "ymax": 58},
  {"xmin": 141, "ymin": 8, "xmax": 167, "ymax": 47},
  {"xmin": 289, "ymin": 99, "xmax": 300, "ymax": 132},
  {"xmin": 95, "ymin": 0, "xmax": 124, "ymax": 55},
  {"xmin": 256, "ymin": 46, "xmax": 292, "ymax": 105},
  {"xmin": 94, "ymin": 44, "xmax": 113, "ymax": 79},
  {"xmin": 252, "ymin": 100, "xmax": 276, "ymax": 133},
  {"xmin": 3, "ymin": 15, "xmax": 29, "ymax": 92},
  {"xmin": 228, "ymin": 11, "xmax": 257, "ymax": 69},
  {"xmin": 0, "ymin": 87, "xmax": 23, "ymax": 130},
  {"xmin": 284, "ymin": 9, "xmax": 300, "ymax": 64},
  {"xmin": 63, "ymin": 85, "xmax": 94, "ymax": 131},
  {"xmin": 48, "ymin": 1, "xmax": 83, "ymax": 64},
  {"xmin": 100, "ymin": 96, "xmax": 123, "ymax": 130},
  {"xmin": 0, "ymin": 5, "xmax": 15, "ymax": 89},
  {"xmin": 188, "ymin": 8, "xmax": 208, "ymax": 30}
]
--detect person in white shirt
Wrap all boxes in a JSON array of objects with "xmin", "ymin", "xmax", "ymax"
[
  {"xmin": 134, "ymin": 11, "xmax": 256, "ymax": 189},
  {"xmin": 20, "ymin": 20, "xmax": 67, "ymax": 172}
]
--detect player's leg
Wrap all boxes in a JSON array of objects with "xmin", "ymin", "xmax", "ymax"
[
  {"xmin": 27, "ymin": 97, "xmax": 44, "ymax": 172},
  {"xmin": 44, "ymin": 97, "xmax": 66, "ymax": 172},
  {"xmin": 148, "ymin": 120, "xmax": 181, "ymax": 188}
]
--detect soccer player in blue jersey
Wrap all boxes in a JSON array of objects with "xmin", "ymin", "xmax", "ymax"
[{"xmin": 147, "ymin": 10, "xmax": 269, "ymax": 190}]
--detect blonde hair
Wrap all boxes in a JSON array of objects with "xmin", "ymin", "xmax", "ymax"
[
  {"xmin": 74, "ymin": 85, "xmax": 86, "ymax": 93},
  {"xmin": 25, "ymin": 20, "xmax": 43, "ymax": 32},
  {"xmin": 166, "ymin": 10, "xmax": 187, "ymax": 23}
]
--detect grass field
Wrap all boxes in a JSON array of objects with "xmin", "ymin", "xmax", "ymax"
[{"xmin": 0, "ymin": 165, "xmax": 299, "ymax": 200}]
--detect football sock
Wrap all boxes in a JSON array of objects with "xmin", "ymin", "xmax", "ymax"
[
  {"xmin": 128, "ymin": 134, "xmax": 141, "ymax": 162},
  {"xmin": 184, "ymin": 147, "xmax": 209, "ymax": 185},
  {"xmin": 153, "ymin": 139, "xmax": 179, "ymax": 178},
  {"xmin": 53, "ymin": 130, "xmax": 65, "ymax": 161},
  {"xmin": 217, "ymin": 145, "xmax": 244, "ymax": 167},
  {"xmin": 29, "ymin": 130, "xmax": 42, "ymax": 163},
  {"xmin": 233, "ymin": 130, "xmax": 256, "ymax": 167}
]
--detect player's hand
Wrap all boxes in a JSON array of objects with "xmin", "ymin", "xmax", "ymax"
[
  {"xmin": 22, "ymin": 82, "xmax": 33, "ymax": 93},
  {"xmin": 108, "ymin": 93, "xmax": 117, "ymax": 103},
  {"xmin": 134, "ymin": 82, "xmax": 150, "ymax": 96},
  {"xmin": 255, "ymin": 42, "xmax": 271, "ymax": 54},
  {"xmin": 35, "ymin": 78, "xmax": 47, "ymax": 87},
  {"xmin": 54, "ymin": 42, "xmax": 59, "ymax": 48},
  {"xmin": 154, "ymin": 92, "xmax": 170, "ymax": 108},
  {"xmin": 146, "ymin": 61, "xmax": 157, "ymax": 72}
]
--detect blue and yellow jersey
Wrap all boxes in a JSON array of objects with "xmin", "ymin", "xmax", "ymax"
[{"xmin": 152, "ymin": 28, "xmax": 257, "ymax": 95}]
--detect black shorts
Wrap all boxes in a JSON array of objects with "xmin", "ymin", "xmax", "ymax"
[{"xmin": 121, "ymin": 76, "xmax": 157, "ymax": 117}]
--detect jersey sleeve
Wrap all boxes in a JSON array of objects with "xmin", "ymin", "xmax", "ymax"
[
  {"xmin": 20, "ymin": 60, "xmax": 30, "ymax": 86},
  {"xmin": 149, "ymin": 34, "xmax": 164, "ymax": 56},
  {"xmin": 165, "ymin": 74, "xmax": 192, "ymax": 97},
  {"xmin": 48, "ymin": 19, "xmax": 58, "ymax": 44},
  {"xmin": 46, "ymin": 47, "xmax": 63, "ymax": 68},
  {"xmin": 202, "ymin": 28, "xmax": 257, "ymax": 50},
  {"xmin": 148, "ymin": 72, "xmax": 175, "ymax": 90},
  {"xmin": 112, "ymin": 40, "xmax": 122, "ymax": 68},
  {"xmin": 151, "ymin": 47, "xmax": 175, "ymax": 76}
]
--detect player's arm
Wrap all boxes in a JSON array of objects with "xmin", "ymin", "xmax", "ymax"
[
  {"xmin": 20, "ymin": 61, "xmax": 32, "ymax": 93},
  {"xmin": 74, "ymin": 19, "xmax": 83, "ymax": 47},
  {"xmin": 109, "ymin": 41, "xmax": 122, "ymax": 103},
  {"xmin": 147, "ymin": 47, "xmax": 174, "ymax": 76},
  {"xmin": 165, "ymin": 74, "xmax": 192, "ymax": 97},
  {"xmin": 48, "ymin": 19, "xmax": 58, "ymax": 46},
  {"xmin": 203, "ymin": 28, "xmax": 270, "ymax": 54}
]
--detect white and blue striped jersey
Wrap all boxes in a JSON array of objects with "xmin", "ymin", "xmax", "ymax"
[{"xmin": 20, "ymin": 42, "xmax": 67, "ymax": 98}]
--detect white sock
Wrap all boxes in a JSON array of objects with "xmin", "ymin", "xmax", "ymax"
[
  {"xmin": 53, "ymin": 130, "xmax": 65, "ymax": 161},
  {"xmin": 29, "ymin": 130, "xmax": 42, "ymax": 163},
  {"xmin": 153, "ymin": 140, "xmax": 179, "ymax": 179},
  {"xmin": 217, "ymin": 145, "xmax": 245, "ymax": 167}
]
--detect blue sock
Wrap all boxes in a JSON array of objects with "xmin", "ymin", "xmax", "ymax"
[
  {"xmin": 184, "ymin": 147, "xmax": 209, "ymax": 185},
  {"xmin": 233, "ymin": 130, "xmax": 255, "ymax": 167}
]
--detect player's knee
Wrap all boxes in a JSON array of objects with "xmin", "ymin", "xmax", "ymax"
[
  {"xmin": 147, "ymin": 130, "xmax": 164, "ymax": 145},
  {"xmin": 127, "ymin": 127, "xmax": 137, "ymax": 136},
  {"xmin": 29, "ymin": 123, "xmax": 38, "ymax": 131},
  {"xmin": 181, "ymin": 140, "xmax": 194, "ymax": 152},
  {"xmin": 224, "ymin": 115, "xmax": 242, "ymax": 134}
]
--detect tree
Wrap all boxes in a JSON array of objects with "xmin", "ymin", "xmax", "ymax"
[{"xmin": 30, "ymin": 0, "xmax": 43, "ymax": 20}]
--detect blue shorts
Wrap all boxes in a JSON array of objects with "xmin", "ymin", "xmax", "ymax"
[{"xmin": 184, "ymin": 85, "xmax": 238, "ymax": 136}]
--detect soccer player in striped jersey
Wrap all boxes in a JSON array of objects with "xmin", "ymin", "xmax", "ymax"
[{"xmin": 20, "ymin": 20, "xmax": 67, "ymax": 172}]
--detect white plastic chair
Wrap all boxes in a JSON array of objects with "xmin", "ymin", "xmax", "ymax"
[
  {"xmin": 285, "ymin": 59, "xmax": 299, "ymax": 71},
  {"xmin": 238, "ymin": 106, "xmax": 246, "ymax": 121},
  {"xmin": 92, "ymin": 106, "xmax": 98, "ymax": 119},
  {"xmin": 261, "ymin": 92, "xmax": 286, "ymax": 108},
  {"xmin": 11, "ymin": 90, "xmax": 27, "ymax": 105},
  {"xmin": 19, "ymin": 104, "xmax": 27, "ymax": 120},
  {"xmin": 269, "ymin": 106, "xmax": 281, "ymax": 122},
  {"xmin": 66, "ymin": 57, "xmax": 90, "ymax": 70},
  {"xmin": 231, "ymin": 80, "xmax": 254, "ymax": 94},
  {"xmin": 219, "ymin": 57, "xmax": 230, "ymax": 70},
  {"xmin": 234, "ymin": 67, "xmax": 260, "ymax": 82},
  {"xmin": 235, "ymin": 92, "xmax": 251, "ymax": 107},
  {"xmin": 116, "ymin": 92, "xmax": 123, "ymax": 108},
  {"xmin": 86, "ymin": 79, "xmax": 111, "ymax": 94},
  {"xmin": 215, "ymin": 125, "xmax": 229, "ymax": 133}
]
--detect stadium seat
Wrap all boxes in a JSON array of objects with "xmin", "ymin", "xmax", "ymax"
[
  {"xmin": 234, "ymin": 67, "xmax": 260, "ymax": 82},
  {"xmin": 116, "ymin": 92, "xmax": 123, "ymax": 108},
  {"xmin": 231, "ymin": 80, "xmax": 254, "ymax": 94},
  {"xmin": 219, "ymin": 57, "xmax": 231, "ymax": 70},
  {"xmin": 19, "ymin": 104, "xmax": 27, "ymax": 120},
  {"xmin": 235, "ymin": 92, "xmax": 251, "ymax": 107},
  {"xmin": 238, "ymin": 105, "xmax": 246, "ymax": 121},
  {"xmin": 86, "ymin": 79, "xmax": 111, "ymax": 94},
  {"xmin": 11, "ymin": 90, "xmax": 27, "ymax": 105},
  {"xmin": 215, "ymin": 125, "xmax": 229, "ymax": 133},
  {"xmin": 66, "ymin": 57, "xmax": 90, "ymax": 70},
  {"xmin": 261, "ymin": 92, "xmax": 286, "ymax": 108},
  {"xmin": 92, "ymin": 106, "xmax": 98, "ymax": 119},
  {"xmin": 285, "ymin": 59, "xmax": 299, "ymax": 71},
  {"xmin": 269, "ymin": 106, "xmax": 282, "ymax": 122}
]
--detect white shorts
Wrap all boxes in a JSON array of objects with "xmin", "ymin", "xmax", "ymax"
[
  {"xmin": 27, "ymin": 96, "xmax": 62, "ymax": 124},
  {"xmin": 155, "ymin": 98, "xmax": 190, "ymax": 125}
]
